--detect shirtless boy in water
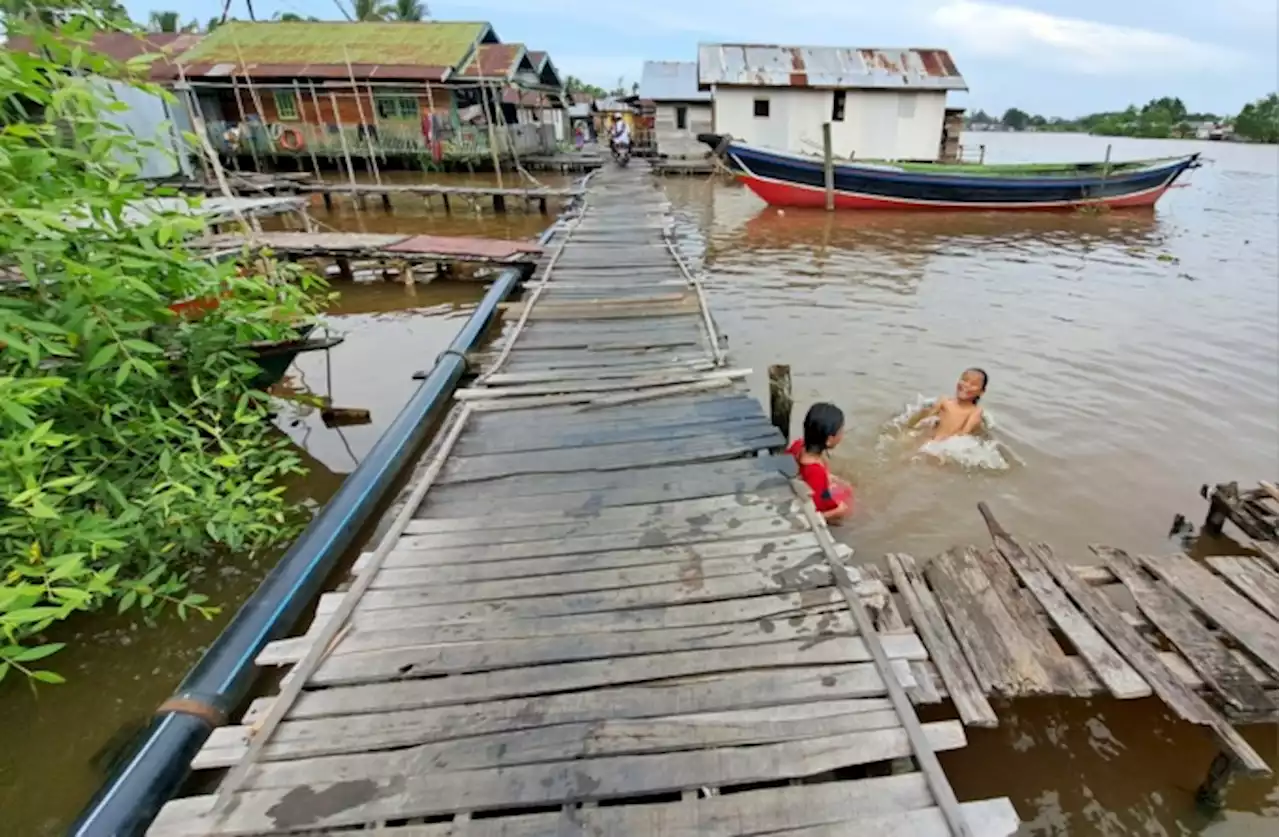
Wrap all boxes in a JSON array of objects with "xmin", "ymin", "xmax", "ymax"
[{"xmin": 914, "ymin": 368, "xmax": 988, "ymax": 440}]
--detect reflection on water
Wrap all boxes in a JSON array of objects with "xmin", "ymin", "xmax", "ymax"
[{"xmin": 667, "ymin": 132, "xmax": 1279, "ymax": 836}]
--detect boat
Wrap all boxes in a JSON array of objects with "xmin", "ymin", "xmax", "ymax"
[
  {"xmin": 245, "ymin": 324, "xmax": 344, "ymax": 390},
  {"xmin": 697, "ymin": 134, "xmax": 1200, "ymax": 211}
]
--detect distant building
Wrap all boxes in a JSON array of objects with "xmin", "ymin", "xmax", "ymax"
[
  {"xmin": 171, "ymin": 21, "xmax": 565, "ymax": 164},
  {"xmin": 696, "ymin": 44, "xmax": 968, "ymax": 161},
  {"xmin": 638, "ymin": 61, "xmax": 711, "ymax": 159}
]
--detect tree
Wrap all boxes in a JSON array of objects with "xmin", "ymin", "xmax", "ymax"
[
  {"xmin": 346, "ymin": 0, "xmax": 392, "ymax": 20},
  {"xmin": 1, "ymin": 0, "xmax": 130, "ymax": 27},
  {"xmin": 1235, "ymin": 93, "xmax": 1279, "ymax": 143},
  {"xmin": 273, "ymin": 11, "xmax": 319, "ymax": 20},
  {"xmin": 968, "ymin": 109, "xmax": 993, "ymax": 124},
  {"xmin": 564, "ymin": 75, "xmax": 606, "ymax": 99},
  {"xmin": 147, "ymin": 9, "xmax": 178, "ymax": 31},
  {"xmin": 0, "ymin": 17, "xmax": 326, "ymax": 684},
  {"xmin": 1001, "ymin": 107, "xmax": 1029, "ymax": 131},
  {"xmin": 391, "ymin": 0, "xmax": 426, "ymax": 20}
]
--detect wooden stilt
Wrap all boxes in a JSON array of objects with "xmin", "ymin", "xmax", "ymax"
[
  {"xmin": 336, "ymin": 257, "xmax": 354, "ymax": 282},
  {"xmin": 381, "ymin": 193, "xmax": 392, "ymax": 212},
  {"xmin": 768, "ymin": 364, "xmax": 793, "ymax": 450},
  {"xmin": 230, "ymin": 72, "xmax": 261, "ymax": 174},
  {"xmin": 1195, "ymin": 752, "xmax": 1236, "ymax": 811},
  {"xmin": 822, "ymin": 122, "xmax": 834, "ymax": 212},
  {"xmin": 344, "ymin": 47, "xmax": 382, "ymax": 187},
  {"xmin": 322, "ymin": 192, "xmax": 333, "ymax": 212},
  {"xmin": 293, "ymin": 79, "xmax": 323, "ymax": 183},
  {"xmin": 493, "ymin": 194, "xmax": 506, "ymax": 213}
]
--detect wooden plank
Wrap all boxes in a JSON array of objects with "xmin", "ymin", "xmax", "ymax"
[
  {"xmin": 887, "ymin": 553, "xmax": 997, "ymax": 727},
  {"xmin": 222, "ymin": 708, "xmax": 911, "ymax": 785},
  {"xmin": 971, "ymin": 547, "xmax": 1095, "ymax": 697},
  {"xmin": 263, "ymin": 592, "xmax": 844, "ymax": 665},
  {"xmin": 306, "ymin": 622, "xmax": 922, "ymax": 687},
  {"xmin": 202, "ymin": 668, "xmax": 899, "ymax": 762},
  {"xmin": 389, "ymin": 515, "xmax": 811, "ymax": 566},
  {"xmin": 396, "ymin": 497, "xmax": 799, "ymax": 549},
  {"xmin": 350, "ymin": 569, "xmax": 823, "ymax": 618},
  {"xmin": 285, "ymin": 636, "xmax": 925, "ymax": 716},
  {"xmin": 1137, "ymin": 553, "xmax": 1279, "ymax": 678},
  {"xmin": 246, "ymin": 798, "xmax": 1021, "ymax": 837},
  {"xmin": 926, "ymin": 547, "xmax": 1056, "ymax": 697},
  {"xmin": 368, "ymin": 547, "xmax": 827, "ymax": 597},
  {"xmin": 370, "ymin": 531, "xmax": 822, "ymax": 572},
  {"xmin": 1205, "ymin": 556, "xmax": 1279, "ymax": 619},
  {"xmin": 450, "ymin": 416, "xmax": 776, "ymax": 458},
  {"xmin": 150, "ymin": 722, "xmax": 970, "ymax": 834},
  {"xmin": 1097, "ymin": 546, "xmax": 1273, "ymax": 713},
  {"xmin": 405, "ymin": 488, "xmax": 795, "ymax": 536},
  {"xmin": 457, "ymin": 368, "xmax": 747, "ymax": 400},
  {"xmin": 1008, "ymin": 538, "xmax": 1270, "ymax": 773},
  {"xmin": 984, "ymin": 524, "xmax": 1150, "ymax": 700}
]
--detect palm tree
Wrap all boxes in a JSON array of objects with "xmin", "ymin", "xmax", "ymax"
[
  {"xmin": 148, "ymin": 9, "xmax": 180, "ymax": 32},
  {"xmin": 392, "ymin": 0, "xmax": 427, "ymax": 20},
  {"xmin": 349, "ymin": 0, "xmax": 392, "ymax": 20}
]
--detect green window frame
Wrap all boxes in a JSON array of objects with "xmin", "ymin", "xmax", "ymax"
[
  {"xmin": 273, "ymin": 91, "xmax": 299, "ymax": 120},
  {"xmin": 375, "ymin": 95, "xmax": 419, "ymax": 120}
]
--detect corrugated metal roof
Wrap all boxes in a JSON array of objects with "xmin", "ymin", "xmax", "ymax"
[
  {"xmin": 638, "ymin": 61, "xmax": 709, "ymax": 102},
  {"xmin": 697, "ymin": 44, "xmax": 967, "ymax": 91},
  {"xmin": 455, "ymin": 42, "xmax": 529, "ymax": 80},
  {"xmin": 178, "ymin": 21, "xmax": 489, "ymax": 78},
  {"xmin": 6, "ymin": 31, "xmax": 202, "ymax": 80}
]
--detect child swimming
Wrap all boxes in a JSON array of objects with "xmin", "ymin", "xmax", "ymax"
[
  {"xmin": 913, "ymin": 367, "xmax": 988, "ymax": 440},
  {"xmin": 786, "ymin": 402, "xmax": 854, "ymax": 522}
]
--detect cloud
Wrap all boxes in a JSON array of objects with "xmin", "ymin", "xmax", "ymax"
[{"xmin": 931, "ymin": 0, "xmax": 1240, "ymax": 75}]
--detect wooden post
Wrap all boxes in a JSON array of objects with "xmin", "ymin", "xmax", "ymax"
[
  {"xmin": 1196, "ymin": 752, "xmax": 1236, "ymax": 812},
  {"xmin": 306, "ymin": 81, "xmax": 328, "ymax": 159},
  {"xmin": 768, "ymin": 364, "xmax": 792, "ymax": 449},
  {"xmin": 822, "ymin": 122, "xmax": 834, "ymax": 211},
  {"xmin": 978, "ymin": 144, "xmax": 986, "ymax": 164},
  {"xmin": 231, "ymin": 33, "xmax": 273, "ymax": 168},
  {"xmin": 481, "ymin": 82, "xmax": 504, "ymax": 187},
  {"xmin": 335, "ymin": 257, "xmax": 354, "ymax": 282},
  {"xmin": 327, "ymin": 90, "xmax": 359, "ymax": 199},
  {"xmin": 322, "ymin": 192, "xmax": 333, "ymax": 212},
  {"xmin": 343, "ymin": 47, "xmax": 382, "ymax": 187},
  {"xmin": 493, "ymin": 194, "xmax": 506, "ymax": 213},
  {"xmin": 293, "ymin": 79, "xmax": 323, "ymax": 182}
]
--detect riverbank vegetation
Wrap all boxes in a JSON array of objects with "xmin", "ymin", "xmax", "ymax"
[
  {"xmin": 0, "ymin": 19, "xmax": 326, "ymax": 685},
  {"xmin": 969, "ymin": 94, "xmax": 1280, "ymax": 143}
]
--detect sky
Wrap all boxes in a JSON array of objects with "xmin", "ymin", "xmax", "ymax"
[{"xmin": 122, "ymin": 0, "xmax": 1279, "ymax": 117}]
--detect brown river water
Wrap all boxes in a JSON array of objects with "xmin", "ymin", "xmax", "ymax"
[{"xmin": 1, "ymin": 136, "xmax": 1275, "ymax": 835}]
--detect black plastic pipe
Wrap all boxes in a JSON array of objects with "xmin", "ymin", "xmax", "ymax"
[{"xmin": 69, "ymin": 259, "xmax": 530, "ymax": 837}]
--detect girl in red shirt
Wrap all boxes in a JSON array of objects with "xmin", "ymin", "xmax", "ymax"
[{"xmin": 786, "ymin": 402, "xmax": 854, "ymax": 522}]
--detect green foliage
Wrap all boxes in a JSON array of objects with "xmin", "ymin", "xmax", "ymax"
[
  {"xmin": 1001, "ymin": 107, "xmax": 1030, "ymax": 131},
  {"xmin": 564, "ymin": 75, "xmax": 607, "ymax": 100},
  {"xmin": 392, "ymin": 0, "xmax": 427, "ymax": 20},
  {"xmin": 1234, "ymin": 93, "xmax": 1279, "ymax": 143},
  {"xmin": 0, "ymin": 0, "xmax": 129, "ymax": 26},
  {"xmin": 0, "ymin": 18, "xmax": 326, "ymax": 685}
]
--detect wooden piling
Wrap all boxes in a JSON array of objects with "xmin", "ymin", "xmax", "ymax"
[
  {"xmin": 344, "ymin": 46, "xmax": 382, "ymax": 187},
  {"xmin": 293, "ymin": 79, "xmax": 323, "ymax": 183},
  {"xmin": 381, "ymin": 194, "xmax": 392, "ymax": 212},
  {"xmin": 1195, "ymin": 752, "xmax": 1236, "ymax": 812},
  {"xmin": 768, "ymin": 364, "xmax": 793, "ymax": 450},
  {"xmin": 822, "ymin": 122, "xmax": 835, "ymax": 211},
  {"xmin": 328, "ymin": 91, "xmax": 359, "ymax": 199},
  {"xmin": 481, "ymin": 81, "xmax": 504, "ymax": 188},
  {"xmin": 494, "ymin": 194, "xmax": 506, "ymax": 213},
  {"xmin": 336, "ymin": 257, "xmax": 354, "ymax": 282},
  {"xmin": 322, "ymin": 192, "xmax": 333, "ymax": 212}
]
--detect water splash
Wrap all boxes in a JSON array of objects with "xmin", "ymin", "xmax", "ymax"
[{"xmin": 878, "ymin": 394, "xmax": 1015, "ymax": 471}]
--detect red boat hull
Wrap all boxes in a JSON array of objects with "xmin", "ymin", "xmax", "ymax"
[{"xmin": 739, "ymin": 174, "xmax": 1172, "ymax": 211}]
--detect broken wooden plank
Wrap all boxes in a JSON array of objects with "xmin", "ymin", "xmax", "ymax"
[
  {"xmin": 1137, "ymin": 552, "xmax": 1279, "ymax": 678},
  {"xmin": 1205, "ymin": 556, "xmax": 1279, "ymax": 620},
  {"xmin": 980, "ymin": 511, "xmax": 1150, "ymax": 700},
  {"xmin": 1097, "ymin": 546, "xmax": 1272, "ymax": 714},
  {"xmin": 887, "ymin": 553, "xmax": 997, "ymax": 727}
]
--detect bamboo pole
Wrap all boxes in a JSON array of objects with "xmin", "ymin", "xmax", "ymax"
[
  {"xmin": 343, "ymin": 46, "xmax": 382, "ymax": 185},
  {"xmin": 822, "ymin": 121, "xmax": 834, "ymax": 211},
  {"xmin": 175, "ymin": 64, "xmax": 212, "ymax": 184},
  {"xmin": 480, "ymin": 79, "xmax": 504, "ymax": 187},
  {"xmin": 229, "ymin": 72, "xmax": 261, "ymax": 173},
  {"xmin": 306, "ymin": 81, "xmax": 328, "ymax": 158},
  {"xmin": 230, "ymin": 32, "xmax": 273, "ymax": 168},
  {"xmin": 424, "ymin": 78, "xmax": 437, "ymax": 168},
  {"xmin": 367, "ymin": 81, "xmax": 387, "ymax": 165},
  {"xmin": 293, "ymin": 79, "xmax": 323, "ymax": 183},
  {"xmin": 327, "ymin": 90, "xmax": 359, "ymax": 197}
]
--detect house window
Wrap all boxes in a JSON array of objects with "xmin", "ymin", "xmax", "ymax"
[
  {"xmin": 832, "ymin": 90, "xmax": 846, "ymax": 122},
  {"xmin": 375, "ymin": 96, "xmax": 420, "ymax": 120},
  {"xmin": 676, "ymin": 106, "xmax": 688, "ymax": 130},
  {"xmin": 753, "ymin": 98, "xmax": 770, "ymax": 118},
  {"xmin": 273, "ymin": 91, "xmax": 299, "ymax": 121}
]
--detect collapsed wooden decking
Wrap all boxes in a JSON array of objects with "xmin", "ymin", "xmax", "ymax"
[
  {"xmin": 194, "ymin": 231, "xmax": 543, "ymax": 282},
  {"xmin": 148, "ymin": 166, "xmax": 1016, "ymax": 836}
]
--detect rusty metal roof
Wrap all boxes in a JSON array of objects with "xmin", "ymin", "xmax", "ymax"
[
  {"xmin": 6, "ymin": 31, "xmax": 202, "ymax": 80},
  {"xmin": 696, "ymin": 44, "xmax": 966, "ymax": 91},
  {"xmin": 455, "ymin": 43, "xmax": 529, "ymax": 81}
]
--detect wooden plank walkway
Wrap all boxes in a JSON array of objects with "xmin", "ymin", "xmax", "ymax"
[
  {"xmin": 147, "ymin": 165, "xmax": 1017, "ymax": 836},
  {"xmin": 194, "ymin": 231, "xmax": 542, "ymax": 270}
]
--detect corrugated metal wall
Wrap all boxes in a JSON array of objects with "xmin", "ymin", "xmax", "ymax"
[{"xmin": 96, "ymin": 79, "xmax": 193, "ymax": 179}]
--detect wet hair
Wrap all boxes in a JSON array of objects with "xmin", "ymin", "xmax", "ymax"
[
  {"xmin": 802, "ymin": 402, "xmax": 845, "ymax": 454},
  {"xmin": 965, "ymin": 367, "xmax": 989, "ymax": 403}
]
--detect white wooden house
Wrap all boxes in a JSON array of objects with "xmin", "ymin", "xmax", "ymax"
[
  {"xmin": 697, "ymin": 44, "xmax": 967, "ymax": 161},
  {"xmin": 638, "ymin": 61, "xmax": 712, "ymax": 159}
]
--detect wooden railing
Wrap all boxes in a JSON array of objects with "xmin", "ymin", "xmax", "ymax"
[{"xmin": 207, "ymin": 120, "xmax": 556, "ymax": 161}]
